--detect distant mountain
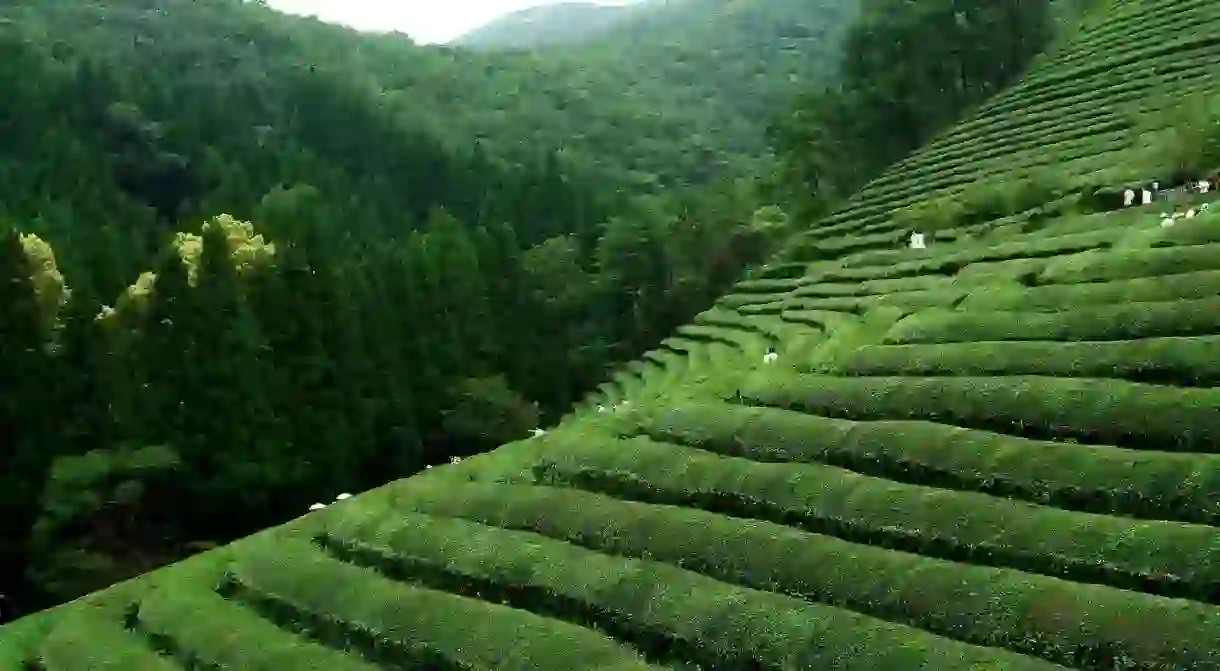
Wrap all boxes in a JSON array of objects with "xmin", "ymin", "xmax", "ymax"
[
  {"xmin": 451, "ymin": 2, "xmax": 640, "ymax": 51},
  {"xmin": 442, "ymin": 0, "xmax": 863, "ymax": 188},
  {"xmin": 4, "ymin": 0, "xmax": 859, "ymax": 195}
]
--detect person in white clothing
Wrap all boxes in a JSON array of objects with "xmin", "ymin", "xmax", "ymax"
[
  {"xmin": 1123, "ymin": 188, "xmax": 1135, "ymax": 206},
  {"xmin": 763, "ymin": 348, "xmax": 778, "ymax": 364},
  {"xmin": 1141, "ymin": 189, "xmax": 1152, "ymax": 205},
  {"xmin": 909, "ymin": 232, "xmax": 926, "ymax": 249}
]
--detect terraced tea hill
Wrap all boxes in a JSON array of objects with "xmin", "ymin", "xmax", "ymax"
[
  {"xmin": 768, "ymin": 0, "xmax": 1220, "ymax": 267},
  {"xmin": 6, "ymin": 0, "xmax": 1220, "ymax": 667}
]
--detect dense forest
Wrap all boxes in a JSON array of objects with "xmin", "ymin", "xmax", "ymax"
[
  {"xmin": 451, "ymin": 1, "xmax": 641, "ymax": 50},
  {"xmin": 0, "ymin": 0, "xmax": 1081, "ymax": 620},
  {"xmin": 767, "ymin": 0, "xmax": 1101, "ymax": 219},
  {"xmin": 7, "ymin": 0, "xmax": 861, "ymax": 193}
]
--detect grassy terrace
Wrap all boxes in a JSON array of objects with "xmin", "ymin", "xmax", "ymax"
[
  {"xmin": 6, "ymin": 0, "xmax": 1220, "ymax": 668},
  {"xmin": 766, "ymin": 0, "xmax": 1220, "ymax": 262}
]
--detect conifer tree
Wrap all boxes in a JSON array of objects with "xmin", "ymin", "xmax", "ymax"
[{"xmin": 0, "ymin": 226, "xmax": 57, "ymax": 603}]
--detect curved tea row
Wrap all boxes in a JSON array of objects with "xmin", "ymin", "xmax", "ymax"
[{"xmin": 6, "ymin": 0, "xmax": 1220, "ymax": 668}]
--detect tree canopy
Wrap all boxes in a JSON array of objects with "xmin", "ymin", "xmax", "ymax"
[
  {"xmin": 0, "ymin": 0, "xmax": 1089, "ymax": 621},
  {"xmin": 0, "ymin": 0, "xmax": 819, "ymax": 613}
]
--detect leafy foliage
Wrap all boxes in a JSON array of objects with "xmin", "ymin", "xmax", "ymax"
[
  {"xmin": 0, "ymin": 0, "xmax": 798, "ymax": 612},
  {"xmin": 1151, "ymin": 92, "xmax": 1220, "ymax": 181},
  {"xmin": 440, "ymin": 376, "xmax": 541, "ymax": 455},
  {"xmin": 451, "ymin": 1, "xmax": 640, "ymax": 50},
  {"xmin": 769, "ymin": 0, "xmax": 1058, "ymax": 216},
  {"xmin": 25, "ymin": 445, "xmax": 184, "ymax": 603},
  {"xmin": 8, "ymin": 0, "xmax": 1220, "ymax": 666}
]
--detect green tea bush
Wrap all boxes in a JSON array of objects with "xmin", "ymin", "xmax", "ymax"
[
  {"xmin": 792, "ymin": 275, "xmax": 957, "ymax": 298},
  {"xmin": 135, "ymin": 584, "xmax": 378, "ymax": 670},
  {"xmin": 1032, "ymin": 208, "xmax": 1149, "ymax": 237},
  {"xmin": 529, "ymin": 435, "xmax": 1220, "ymax": 600},
  {"xmin": 751, "ymin": 289, "xmax": 964, "ymax": 316},
  {"xmin": 837, "ymin": 336, "xmax": 1220, "ymax": 386},
  {"xmin": 35, "ymin": 611, "xmax": 180, "ymax": 670},
  {"xmin": 1039, "ymin": 242, "xmax": 1220, "ymax": 283},
  {"xmin": 959, "ymin": 268, "xmax": 1220, "ymax": 310},
  {"xmin": 862, "ymin": 288, "xmax": 970, "ymax": 309},
  {"xmin": 789, "ymin": 282, "xmax": 868, "ymax": 298},
  {"xmin": 660, "ymin": 337, "xmax": 699, "ymax": 357},
  {"xmin": 883, "ymin": 295, "xmax": 1220, "ymax": 343},
  {"xmin": 396, "ymin": 483, "xmax": 1220, "ymax": 671},
  {"xmin": 791, "ymin": 229, "xmax": 908, "ymax": 262},
  {"xmin": 855, "ymin": 288, "xmax": 965, "ymax": 311},
  {"xmin": 750, "ymin": 261, "xmax": 808, "ymax": 281},
  {"xmin": 1144, "ymin": 91, "xmax": 1220, "ymax": 181},
  {"xmin": 655, "ymin": 351, "xmax": 689, "ymax": 387},
  {"xmin": 228, "ymin": 538, "xmax": 659, "ymax": 671},
  {"xmin": 737, "ymin": 300, "xmax": 791, "ymax": 316},
  {"xmin": 321, "ymin": 509, "xmax": 1064, "ymax": 671},
  {"xmin": 14, "ymin": 2, "xmax": 1220, "ymax": 667},
  {"xmin": 889, "ymin": 195, "xmax": 968, "ymax": 232},
  {"xmin": 966, "ymin": 174, "xmax": 1073, "ymax": 222},
  {"xmin": 743, "ymin": 296, "xmax": 865, "ymax": 315},
  {"xmin": 874, "ymin": 131, "xmax": 1121, "ymax": 214},
  {"xmin": 817, "ymin": 229, "xmax": 1117, "ymax": 283},
  {"xmin": 675, "ymin": 324, "xmax": 747, "ymax": 348},
  {"xmin": 834, "ymin": 246, "xmax": 939, "ymax": 270},
  {"xmin": 744, "ymin": 373, "xmax": 1220, "ymax": 452},
  {"xmin": 636, "ymin": 402, "xmax": 1220, "ymax": 524},
  {"xmin": 729, "ymin": 276, "xmax": 805, "ymax": 295},
  {"xmin": 776, "ymin": 309, "xmax": 861, "ymax": 334},
  {"xmin": 1120, "ymin": 207, "xmax": 1220, "ymax": 248},
  {"xmin": 695, "ymin": 308, "xmax": 765, "ymax": 331},
  {"xmin": 0, "ymin": 618, "xmax": 51, "ymax": 668},
  {"xmin": 718, "ymin": 290, "xmax": 792, "ymax": 308},
  {"xmin": 693, "ymin": 310, "xmax": 777, "ymax": 348},
  {"xmin": 953, "ymin": 257, "xmax": 1048, "ymax": 283}
]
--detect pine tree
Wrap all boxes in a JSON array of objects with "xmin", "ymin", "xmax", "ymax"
[
  {"xmin": 0, "ymin": 225, "xmax": 57, "ymax": 605},
  {"xmin": 50, "ymin": 291, "xmax": 113, "ymax": 458},
  {"xmin": 181, "ymin": 225, "xmax": 285, "ymax": 532}
]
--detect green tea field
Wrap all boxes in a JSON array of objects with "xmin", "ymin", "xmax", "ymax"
[{"xmin": 5, "ymin": 0, "xmax": 1220, "ymax": 668}]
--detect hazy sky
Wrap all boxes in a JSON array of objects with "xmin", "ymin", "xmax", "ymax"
[{"xmin": 266, "ymin": 0, "xmax": 630, "ymax": 44}]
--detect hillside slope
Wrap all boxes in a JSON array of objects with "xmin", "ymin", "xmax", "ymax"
[
  {"xmin": 447, "ymin": 0, "xmax": 862, "ymax": 186},
  {"xmin": 4, "ymin": 0, "xmax": 855, "ymax": 193},
  {"xmin": 0, "ymin": 0, "xmax": 789, "ymax": 615},
  {"xmin": 572, "ymin": 0, "xmax": 860, "ymax": 169},
  {"xmin": 451, "ymin": 1, "xmax": 639, "ymax": 50},
  {"xmin": 0, "ymin": 0, "xmax": 857, "ymax": 287},
  {"xmin": 7, "ymin": 0, "xmax": 1220, "ymax": 668}
]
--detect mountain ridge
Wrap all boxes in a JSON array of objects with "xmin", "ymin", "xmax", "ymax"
[
  {"xmin": 10, "ymin": 1, "xmax": 1219, "ymax": 666},
  {"xmin": 450, "ymin": 0, "xmax": 643, "ymax": 50}
]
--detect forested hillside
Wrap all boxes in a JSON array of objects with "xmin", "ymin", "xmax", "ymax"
[
  {"xmin": 0, "ymin": 0, "xmax": 1078, "ymax": 631},
  {"xmin": 8, "ymin": 0, "xmax": 1220, "ymax": 664},
  {"xmin": 451, "ymin": 1, "xmax": 639, "ymax": 50},
  {"xmin": 452, "ymin": 0, "xmax": 863, "ymax": 186},
  {"xmin": 564, "ymin": 0, "xmax": 863, "ymax": 186},
  {"xmin": 9, "ymin": 0, "xmax": 859, "ymax": 193},
  {"xmin": 0, "ymin": 0, "xmax": 808, "ymax": 614},
  {"xmin": 768, "ymin": 0, "xmax": 1098, "ymax": 219}
]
